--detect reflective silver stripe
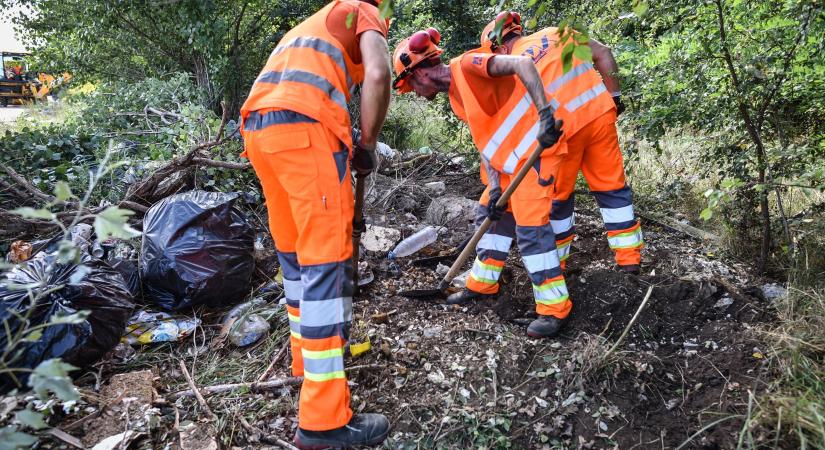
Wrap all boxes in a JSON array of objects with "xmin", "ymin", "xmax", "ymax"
[
  {"xmin": 283, "ymin": 279, "xmax": 302, "ymax": 301},
  {"xmin": 299, "ymin": 297, "xmax": 353, "ymax": 327},
  {"xmin": 302, "ymin": 355, "xmax": 345, "ymax": 375},
  {"xmin": 289, "ymin": 319, "xmax": 301, "ymax": 333},
  {"xmin": 256, "ymin": 70, "xmax": 348, "ymax": 111},
  {"xmin": 470, "ymin": 258, "xmax": 503, "ymax": 282},
  {"xmin": 481, "ymin": 94, "xmax": 533, "ymax": 161},
  {"xmin": 522, "ymin": 251, "xmax": 561, "ymax": 274},
  {"xmin": 565, "ymin": 83, "xmax": 607, "ymax": 112},
  {"xmin": 550, "ymin": 98, "xmax": 561, "ymax": 110},
  {"xmin": 600, "ymin": 205, "xmax": 635, "ymax": 224},
  {"xmin": 271, "ymin": 36, "xmax": 353, "ymax": 89},
  {"xmin": 503, "ymin": 121, "xmax": 539, "ymax": 174},
  {"xmin": 478, "ymin": 234, "xmax": 513, "ymax": 252},
  {"xmin": 551, "ymin": 216, "xmax": 575, "ymax": 235},
  {"xmin": 547, "ymin": 62, "xmax": 593, "ymax": 93}
]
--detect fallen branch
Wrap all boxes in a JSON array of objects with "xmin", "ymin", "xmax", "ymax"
[
  {"xmin": 1, "ymin": 162, "xmax": 55, "ymax": 204},
  {"xmin": 171, "ymin": 376, "xmax": 303, "ymax": 399},
  {"xmin": 637, "ymin": 210, "xmax": 722, "ymax": 243},
  {"xmin": 192, "ymin": 157, "xmax": 250, "ymax": 170},
  {"xmin": 178, "ymin": 360, "xmax": 216, "ymax": 420},
  {"xmin": 256, "ymin": 340, "xmax": 290, "ymax": 382},
  {"xmin": 602, "ymin": 285, "xmax": 655, "ymax": 361}
]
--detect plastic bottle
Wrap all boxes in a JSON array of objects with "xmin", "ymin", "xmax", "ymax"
[{"xmin": 388, "ymin": 226, "xmax": 440, "ymax": 259}]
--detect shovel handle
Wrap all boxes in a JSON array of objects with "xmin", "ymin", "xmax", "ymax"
[
  {"xmin": 437, "ymin": 140, "xmax": 549, "ymax": 290},
  {"xmin": 352, "ymin": 174, "xmax": 367, "ymax": 285}
]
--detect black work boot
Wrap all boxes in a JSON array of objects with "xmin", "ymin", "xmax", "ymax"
[
  {"xmin": 619, "ymin": 264, "xmax": 641, "ymax": 275},
  {"xmin": 445, "ymin": 289, "xmax": 497, "ymax": 305},
  {"xmin": 526, "ymin": 315, "xmax": 567, "ymax": 338},
  {"xmin": 294, "ymin": 413, "xmax": 390, "ymax": 449}
]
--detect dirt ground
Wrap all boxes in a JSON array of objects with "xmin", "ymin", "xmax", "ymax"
[{"xmin": 53, "ymin": 161, "xmax": 780, "ymax": 450}]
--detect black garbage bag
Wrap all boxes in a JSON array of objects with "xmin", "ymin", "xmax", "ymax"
[
  {"xmin": 141, "ymin": 190, "xmax": 255, "ymax": 311},
  {"xmin": 107, "ymin": 258, "xmax": 141, "ymax": 298},
  {"xmin": 0, "ymin": 256, "xmax": 135, "ymax": 392}
]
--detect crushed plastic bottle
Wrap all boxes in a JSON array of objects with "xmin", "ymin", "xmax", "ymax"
[{"xmin": 388, "ymin": 226, "xmax": 441, "ymax": 259}]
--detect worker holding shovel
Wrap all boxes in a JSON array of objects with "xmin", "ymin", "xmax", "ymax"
[
  {"xmin": 239, "ymin": 0, "xmax": 391, "ymax": 448},
  {"xmin": 480, "ymin": 12, "xmax": 644, "ymax": 274},
  {"xmin": 392, "ymin": 27, "xmax": 569, "ymax": 338}
]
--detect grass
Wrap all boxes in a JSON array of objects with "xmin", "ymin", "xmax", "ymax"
[{"xmin": 753, "ymin": 284, "xmax": 825, "ymax": 449}]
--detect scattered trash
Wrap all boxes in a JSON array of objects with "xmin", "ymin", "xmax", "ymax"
[
  {"xmin": 220, "ymin": 298, "xmax": 280, "ymax": 347},
  {"xmin": 761, "ymin": 283, "xmax": 788, "ymax": 301},
  {"xmin": 376, "ymin": 141, "xmax": 397, "ymax": 160},
  {"xmin": 713, "ymin": 296, "xmax": 734, "ymax": 309},
  {"xmin": 361, "ymin": 225, "xmax": 401, "ymax": 252},
  {"xmin": 123, "ymin": 311, "xmax": 200, "ymax": 345},
  {"xmin": 141, "ymin": 190, "xmax": 255, "ymax": 311},
  {"xmin": 371, "ymin": 312, "xmax": 389, "ymax": 324},
  {"xmin": 0, "ymin": 256, "xmax": 134, "ymax": 391},
  {"xmin": 7, "ymin": 240, "xmax": 32, "ymax": 263},
  {"xmin": 389, "ymin": 226, "xmax": 441, "ymax": 259},
  {"xmin": 451, "ymin": 268, "xmax": 471, "ymax": 287},
  {"xmin": 348, "ymin": 338, "xmax": 371, "ymax": 358},
  {"xmin": 107, "ymin": 258, "xmax": 141, "ymax": 298},
  {"xmin": 424, "ymin": 181, "xmax": 446, "ymax": 196}
]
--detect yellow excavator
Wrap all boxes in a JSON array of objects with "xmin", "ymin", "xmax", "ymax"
[{"xmin": 1, "ymin": 52, "xmax": 72, "ymax": 107}]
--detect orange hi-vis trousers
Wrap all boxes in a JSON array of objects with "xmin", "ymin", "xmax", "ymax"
[
  {"xmin": 242, "ymin": 109, "xmax": 354, "ymax": 431},
  {"xmin": 551, "ymin": 111, "xmax": 644, "ymax": 268},
  {"xmin": 466, "ymin": 153, "xmax": 572, "ymax": 319}
]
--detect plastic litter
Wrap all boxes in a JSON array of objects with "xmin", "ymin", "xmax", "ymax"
[
  {"xmin": 123, "ymin": 310, "xmax": 200, "ymax": 345},
  {"xmin": 7, "ymin": 240, "xmax": 32, "ymax": 263},
  {"xmin": 0, "ymin": 256, "xmax": 134, "ymax": 392},
  {"xmin": 221, "ymin": 298, "xmax": 280, "ymax": 347},
  {"xmin": 388, "ymin": 226, "xmax": 441, "ymax": 259},
  {"xmin": 140, "ymin": 190, "xmax": 255, "ymax": 311},
  {"xmin": 348, "ymin": 338, "xmax": 371, "ymax": 358}
]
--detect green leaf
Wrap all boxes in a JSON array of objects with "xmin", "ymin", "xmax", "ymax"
[
  {"xmin": 345, "ymin": 12, "xmax": 355, "ymax": 29},
  {"xmin": 15, "ymin": 409, "xmax": 47, "ymax": 430},
  {"xmin": 28, "ymin": 359, "xmax": 79, "ymax": 402},
  {"xmin": 561, "ymin": 43, "xmax": 575, "ymax": 73},
  {"xmin": 573, "ymin": 44, "xmax": 593, "ymax": 62},
  {"xmin": 93, "ymin": 206, "xmax": 141, "ymax": 240},
  {"xmin": 22, "ymin": 330, "xmax": 43, "ymax": 343},
  {"xmin": 54, "ymin": 181, "xmax": 72, "ymax": 202},
  {"xmin": 378, "ymin": 0, "xmax": 393, "ymax": 19},
  {"xmin": 49, "ymin": 310, "xmax": 90, "ymax": 325},
  {"xmin": 633, "ymin": 1, "xmax": 649, "ymax": 17},
  {"xmin": 11, "ymin": 207, "xmax": 55, "ymax": 220},
  {"xmin": 700, "ymin": 208, "xmax": 713, "ymax": 221},
  {"xmin": 526, "ymin": 18, "xmax": 538, "ymax": 29},
  {"xmin": 0, "ymin": 427, "xmax": 38, "ymax": 450}
]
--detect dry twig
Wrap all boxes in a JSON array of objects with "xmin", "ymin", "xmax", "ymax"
[{"xmin": 178, "ymin": 360, "xmax": 216, "ymax": 420}]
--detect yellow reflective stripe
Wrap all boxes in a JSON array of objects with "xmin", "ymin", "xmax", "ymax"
[
  {"xmin": 476, "ymin": 259, "xmax": 504, "ymax": 273},
  {"xmin": 470, "ymin": 272, "xmax": 498, "ymax": 285},
  {"xmin": 288, "ymin": 312, "xmax": 300, "ymax": 323},
  {"xmin": 290, "ymin": 330, "xmax": 302, "ymax": 339},
  {"xmin": 536, "ymin": 294, "xmax": 570, "ymax": 306},
  {"xmin": 534, "ymin": 280, "xmax": 567, "ymax": 292},
  {"xmin": 610, "ymin": 240, "xmax": 644, "ymax": 250},
  {"xmin": 302, "ymin": 348, "xmax": 344, "ymax": 360},
  {"xmin": 304, "ymin": 370, "xmax": 346, "ymax": 382}
]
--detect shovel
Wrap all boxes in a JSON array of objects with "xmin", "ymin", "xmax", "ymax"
[
  {"xmin": 399, "ymin": 137, "xmax": 556, "ymax": 300},
  {"xmin": 352, "ymin": 173, "xmax": 367, "ymax": 291}
]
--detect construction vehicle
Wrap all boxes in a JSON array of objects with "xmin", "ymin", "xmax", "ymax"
[{"xmin": 1, "ymin": 52, "xmax": 72, "ymax": 107}]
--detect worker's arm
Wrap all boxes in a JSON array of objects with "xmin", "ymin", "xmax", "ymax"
[
  {"xmin": 487, "ymin": 55, "xmax": 551, "ymax": 111},
  {"xmin": 589, "ymin": 38, "xmax": 620, "ymax": 93},
  {"xmin": 357, "ymin": 30, "xmax": 392, "ymax": 149}
]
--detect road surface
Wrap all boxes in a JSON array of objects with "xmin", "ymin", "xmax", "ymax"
[{"xmin": 0, "ymin": 105, "xmax": 26, "ymax": 123}]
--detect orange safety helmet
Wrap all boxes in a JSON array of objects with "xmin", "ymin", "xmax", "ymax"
[
  {"xmin": 480, "ymin": 11, "xmax": 523, "ymax": 50},
  {"xmin": 392, "ymin": 28, "xmax": 443, "ymax": 93}
]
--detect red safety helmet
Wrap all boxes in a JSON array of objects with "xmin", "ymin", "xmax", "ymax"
[
  {"xmin": 392, "ymin": 28, "xmax": 443, "ymax": 93},
  {"xmin": 480, "ymin": 11, "xmax": 523, "ymax": 50}
]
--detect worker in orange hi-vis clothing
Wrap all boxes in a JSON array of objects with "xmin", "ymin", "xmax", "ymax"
[
  {"xmin": 393, "ymin": 28, "xmax": 570, "ymax": 338},
  {"xmin": 239, "ymin": 1, "xmax": 391, "ymax": 448},
  {"xmin": 480, "ymin": 12, "xmax": 644, "ymax": 274}
]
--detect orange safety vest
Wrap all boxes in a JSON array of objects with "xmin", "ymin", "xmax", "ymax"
[
  {"xmin": 241, "ymin": 0, "xmax": 366, "ymax": 150},
  {"xmin": 450, "ymin": 27, "xmax": 614, "ymax": 174}
]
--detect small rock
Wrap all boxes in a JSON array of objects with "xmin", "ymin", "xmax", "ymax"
[
  {"xmin": 435, "ymin": 263, "xmax": 450, "ymax": 276},
  {"xmin": 665, "ymin": 398, "xmax": 679, "ymax": 410},
  {"xmin": 761, "ymin": 283, "xmax": 788, "ymax": 300},
  {"xmin": 423, "ymin": 326, "xmax": 443, "ymax": 338},
  {"xmin": 361, "ymin": 225, "xmax": 401, "ymax": 252},
  {"xmin": 425, "ymin": 195, "xmax": 478, "ymax": 230},
  {"xmin": 713, "ymin": 296, "xmax": 734, "ymax": 309},
  {"xmin": 424, "ymin": 181, "xmax": 446, "ymax": 196}
]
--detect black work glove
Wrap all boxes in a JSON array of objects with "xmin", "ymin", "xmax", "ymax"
[
  {"xmin": 351, "ymin": 128, "xmax": 376, "ymax": 176},
  {"xmin": 613, "ymin": 95, "xmax": 626, "ymax": 116},
  {"xmin": 487, "ymin": 186, "xmax": 506, "ymax": 221},
  {"xmin": 537, "ymin": 106, "xmax": 563, "ymax": 149}
]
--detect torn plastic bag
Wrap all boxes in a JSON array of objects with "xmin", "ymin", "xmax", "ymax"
[
  {"xmin": 0, "ymin": 256, "xmax": 134, "ymax": 392},
  {"xmin": 123, "ymin": 310, "xmax": 200, "ymax": 345},
  {"xmin": 140, "ymin": 190, "xmax": 255, "ymax": 311}
]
